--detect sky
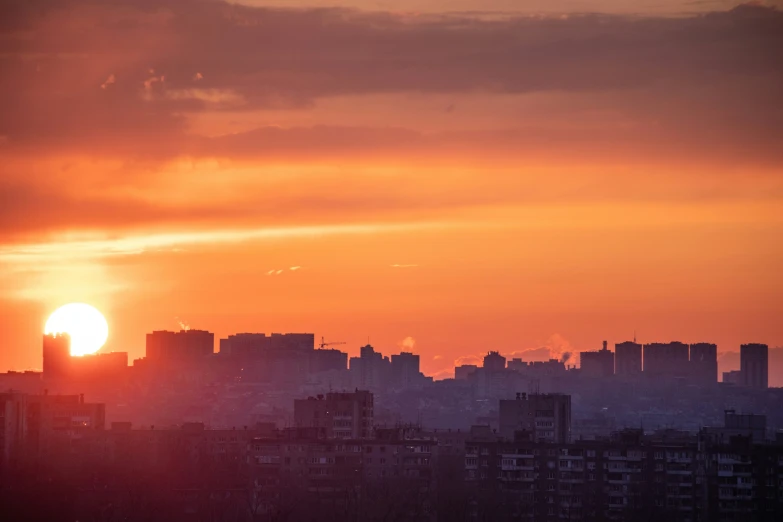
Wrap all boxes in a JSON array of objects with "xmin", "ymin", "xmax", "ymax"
[{"xmin": 0, "ymin": 0, "xmax": 782, "ymax": 381}]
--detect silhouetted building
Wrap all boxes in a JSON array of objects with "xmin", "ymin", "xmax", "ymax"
[
  {"xmin": 391, "ymin": 352, "xmax": 420, "ymax": 388},
  {"xmin": 483, "ymin": 351, "xmax": 506, "ymax": 372},
  {"xmin": 580, "ymin": 340, "xmax": 614, "ymax": 378},
  {"xmin": 294, "ymin": 390, "xmax": 374, "ymax": 439},
  {"xmin": 455, "ymin": 364, "xmax": 478, "ymax": 380},
  {"xmin": 499, "ymin": 393, "xmax": 571, "ymax": 443},
  {"xmin": 723, "ymin": 370, "xmax": 742, "ymax": 385},
  {"xmin": 689, "ymin": 342, "xmax": 718, "ymax": 384},
  {"xmin": 349, "ymin": 345, "xmax": 391, "ymax": 390},
  {"xmin": 506, "ymin": 358, "xmax": 526, "ymax": 372},
  {"xmin": 309, "ymin": 348, "xmax": 348, "ymax": 374},
  {"xmin": 42, "ymin": 333, "xmax": 71, "ymax": 380},
  {"xmin": 146, "ymin": 329, "xmax": 214, "ymax": 362},
  {"xmin": 643, "ymin": 341, "xmax": 689, "ymax": 377},
  {"xmin": 614, "ymin": 341, "xmax": 642, "ymax": 378},
  {"xmin": 741, "ymin": 343, "xmax": 768, "ymax": 389},
  {"xmin": 219, "ymin": 332, "xmax": 314, "ymax": 356}
]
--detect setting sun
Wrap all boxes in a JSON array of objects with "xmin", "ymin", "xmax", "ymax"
[{"xmin": 44, "ymin": 303, "xmax": 109, "ymax": 356}]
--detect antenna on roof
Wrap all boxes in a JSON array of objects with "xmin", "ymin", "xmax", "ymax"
[{"xmin": 634, "ymin": 330, "xmax": 637, "ymax": 343}]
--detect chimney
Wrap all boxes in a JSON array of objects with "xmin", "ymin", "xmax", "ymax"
[{"xmin": 602, "ymin": 340, "xmax": 608, "ymax": 351}]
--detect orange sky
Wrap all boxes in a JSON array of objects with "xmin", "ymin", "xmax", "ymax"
[{"xmin": 1, "ymin": 1, "xmax": 782, "ymax": 378}]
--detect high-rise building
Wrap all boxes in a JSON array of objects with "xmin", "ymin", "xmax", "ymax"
[
  {"xmin": 499, "ymin": 393, "xmax": 571, "ymax": 443},
  {"xmin": 643, "ymin": 342, "xmax": 689, "ymax": 377},
  {"xmin": 740, "ymin": 343, "xmax": 768, "ymax": 389},
  {"xmin": 483, "ymin": 351, "xmax": 506, "ymax": 372},
  {"xmin": 349, "ymin": 345, "xmax": 391, "ymax": 390},
  {"xmin": 294, "ymin": 390, "xmax": 374, "ymax": 439},
  {"xmin": 390, "ymin": 352, "xmax": 420, "ymax": 388},
  {"xmin": 614, "ymin": 341, "xmax": 642, "ymax": 378},
  {"xmin": 42, "ymin": 333, "xmax": 71, "ymax": 380},
  {"xmin": 689, "ymin": 343, "xmax": 718, "ymax": 385},
  {"xmin": 145, "ymin": 330, "xmax": 214, "ymax": 362},
  {"xmin": 580, "ymin": 341, "xmax": 614, "ymax": 378},
  {"xmin": 309, "ymin": 349, "xmax": 348, "ymax": 374},
  {"xmin": 219, "ymin": 333, "xmax": 315, "ymax": 356}
]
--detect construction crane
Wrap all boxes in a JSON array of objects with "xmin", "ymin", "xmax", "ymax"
[{"xmin": 319, "ymin": 336, "xmax": 347, "ymax": 350}]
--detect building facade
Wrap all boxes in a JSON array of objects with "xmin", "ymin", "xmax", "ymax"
[
  {"xmin": 294, "ymin": 391, "xmax": 374, "ymax": 439},
  {"xmin": 499, "ymin": 393, "xmax": 572, "ymax": 443}
]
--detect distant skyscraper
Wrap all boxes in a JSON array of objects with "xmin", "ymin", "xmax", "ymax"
[
  {"xmin": 689, "ymin": 343, "xmax": 718, "ymax": 384},
  {"xmin": 483, "ymin": 351, "xmax": 506, "ymax": 372},
  {"xmin": 42, "ymin": 333, "xmax": 71, "ymax": 380},
  {"xmin": 309, "ymin": 349, "xmax": 347, "ymax": 374},
  {"xmin": 643, "ymin": 342, "xmax": 689, "ymax": 377},
  {"xmin": 740, "ymin": 343, "xmax": 768, "ymax": 389},
  {"xmin": 615, "ymin": 341, "xmax": 642, "ymax": 378},
  {"xmin": 391, "ymin": 352, "xmax": 420, "ymax": 388},
  {"xmin": 499, "ymin": 393, "xmax": 571, "ymax": 443},
  {"xmin": 349, "ymin": 345, "xmax": 391, "ymax": 390},
  {"xmin": 580, "ymin": 341, "xmax": 614, "ymax": 378},
  {"xmin": 146, "ymin": 330, "xmax": 214, "ymax": 362}
]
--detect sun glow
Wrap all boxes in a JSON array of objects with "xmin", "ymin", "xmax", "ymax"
[{"xmin": 44, "ymin": 303, "xmax": 109, "ymax": 356}]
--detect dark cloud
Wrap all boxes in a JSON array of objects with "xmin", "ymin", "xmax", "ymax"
[{"xmin": 0, "ymin": 1, "xmax": 780, "ymax": 156}]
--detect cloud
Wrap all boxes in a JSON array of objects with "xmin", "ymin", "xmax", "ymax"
[
  {"xmin": 100, "ymin": 74, "xmax": 115, "ymax": 90},
  {"xmin": 391, "ymin": 264, "xmax": 419, "ymax": 268},
  {"xmin": 454, "ymin": 355, "xmax": 482, "ymax": 367},
  {"xmin": 433, "ymin": 355, "xmax": 443, "ymax": 361},
  {"xmin": 0, "ymin": 221, "xmax": 449, "ymax": 267},
  {"xmin": 398, "ymin": 336, "xmax": 416, "ymax": 351},
  {"xmin": 0, "ymin": 1, "xmax": 780, "ymax": 161},
  {"xmin": 265, "ymin": 266, "xmax": 304, "ymax": 275},
  {"xmin": 507, "ymin": 347, "xmax": 554, "ymax": 362}
]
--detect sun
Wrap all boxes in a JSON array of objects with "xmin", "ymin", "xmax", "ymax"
[{"xmin": 45, "ymin": 303, "xmax": 109, "ymax": 356}]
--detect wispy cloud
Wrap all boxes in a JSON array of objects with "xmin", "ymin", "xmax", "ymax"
[
  {"xmin": 100, "ymin": 74, "xmax": 115, "ymax": 90},
  {"xmin": 266, "ymin": 266, "xmax": 305, "ymax": 275},
  {"xmin": 0, "ymin": 222, "xmax": 447, "ymax": 266},
  {"xmin": 391, "ymin": 264, "xmax": 419, "ymax": 268}
]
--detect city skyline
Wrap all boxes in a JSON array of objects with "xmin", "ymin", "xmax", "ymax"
[{"xmin": 7, "ymin": 303, "xmax": 783, "ymax": 385}]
